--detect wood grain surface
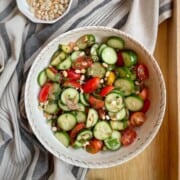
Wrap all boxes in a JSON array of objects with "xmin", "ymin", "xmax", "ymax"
[{"xmin": 86, "ymin": 21, "xmax": 173, "ymax": 180}]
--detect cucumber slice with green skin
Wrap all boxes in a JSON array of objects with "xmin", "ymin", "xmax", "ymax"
[
  {"xmin": 76, "ymin": 130, "xmax": 93, "ymax": 141},
  {"xmin": 115, "ymin": 67, "xmax": 136, "ymax": 80},
  {"xmin": 80, "ymin": 93, "xmax": 89, "ymax": 106},
  {"xmin": 54, "ymin": 131, "xmax": 70, "ymax": 147},
  {"xmin": 46, "ymin": 68, "xmax": 60, "ymax": 82},
  {"xmin": 91, "ymin": 55, "xmax": 99, "ymax": 62},
  {"xmin": 122, "ymin": 50, "xmax": 137, "ymax": 67},
  {"xmin": 72, "ymin": 140, "xmax": 84, "ymax": 149},
  {"xmin": 94, "ymin": 121, "xmax": 112, "ymax": 140},
  {"xmin": 37, "ymin": 70, "xmax": 47, "ymax": 86},
  {"xmin": 77, "ymin": 103, "xmax": 85, "ymax": 112},
  {"xmin": 57, "ymin": 57, "xmax": 72, "ymax": 70},
  {"xmin": 125, "ymin": 95, "xmax": 144, "ymax": 111},
  {"xmin": 87, "ymin": 34, "xmax": 96, "ymax": 46},
  {"xmin": 48, "ymin": 83, "xmax": 61, "ymax": 100},
  {"xmin": 106, "ymin": 36, "xmax": 125, "ymax": 50},
  {"xmin": 57, "ymin": 113, "xmax": 76, "ymax": 131},
  {"xmin": 44, "ymin": 102, "xmax": 59, "ymax": 114},
  {"xmin": 59, "ymin": 44, "xmax": 72, "ymax": 54},
  {"xmin": 104, "ymin": 137, "xmax": 121, "ymax": 150},
  {"xmin": 98, "ymin": 43, "xmax": 107, "ymax": 56},
  {"xmin": 111, "ymin": 130, "xmax": 121, "ymax": 139},
  {"xmin": 58, "ymin": 100, "xmax": 70, "ymax": 111},
  {"xmin": 101, "ymin": 47, "xmax": 117, "ymax": 64},
  {"xmin": 105, "ymin": 93, "xmax": 124, "ymax": 113},
  {"xmin": 61, "ymin": 88, "xmax": 79, "ymax": 105},
  {"xmin": 114, "ymin": 78, "xmax": 135, "ymax": 96},
  {"xmin": 110, "ymin": 120, "xmax": 128, "ymax": 130},
  {"xmin": 87, "ymin": 62, "xmax": 106, "ymax": 78},
  {"xmin": 108, "ymin": 108, "xmax": 126, "ymax": 121},
  {"xmin": 90, "ymin": 44, "xmax": 99, "ymax": 56},
  {"xmin": 51, "ymin": 51, "xmax": 67, "ymax": 66},
  {"xmin": 86, "ymin": 108, "xmax": 98, "ymax": 128},
  {"xmin": 71, "ymin": 51, "xmax": 85, "ymax": 61},
  {"xmin": 76, "ymin": 111, "xmax": 86, "ymax": 123}
]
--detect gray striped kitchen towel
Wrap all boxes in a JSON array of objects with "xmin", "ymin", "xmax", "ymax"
[{"xmin": 0, "ymin": 0, "xmax": 172, "ymax": 179}]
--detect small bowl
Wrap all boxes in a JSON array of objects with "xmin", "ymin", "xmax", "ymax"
[
  {"xmin": 16, "ymin": 0, "xmax": 73, "ymax": 24},
  {"xmin": 25, "ymin": 26, "xmax": 166, "ymax": 168}
]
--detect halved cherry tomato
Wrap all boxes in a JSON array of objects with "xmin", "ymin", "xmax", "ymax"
[
  {"xmin": 89, "ymin": 95, "xmax": 104, "ymax": 109},
  {"xmin": 116, "ymin": 52, "xmax": 124, "ymax": 66},
  {"xmin": 141, "ymin": 99, "xmax": 150, "ymax": 113},
  {"xmin": 70, "ymin": 123, "xmax": 85, "ymax": 142},
  {"xmin": 66, "ymin": 69, "xmax": 81, "ymax": 80},
  {"xmin": 121, "ymin": 128, "xmax": 137, "ymax": 146},
  {"xmin": 49, "ymin": 67, "xmax": 58, "ymax": 74},
  {"xmin": 99, "ymin": 85, "xmax": 114, "ymax": 97},
  {"xmin": 82, "ymin": 77, "xmax": 100, "ymax": 93},
  {"xmin": 72, "ymin": 56, "xmax": 93, "ymax": 70},
  {"xmin": 136, "ymin": 63, "xmax": 149, "ymax": 81},
  {"xmin": 38, "ymin": 83, "xmax": 52, "ymax": 102},
  {"xmin": 130, "ymin": 112, "xmax": 146, "ymax": 127},
  {"xmin": 86, "ymin": 139, "xmax": 103, "ymax": 154},
  {"xmin": 63, "ymin": 80, "xmax": 81, "ymax": 89},
  {"xmin": 139, "ymin": 87, "xmax": 148, "ymax": 100}
]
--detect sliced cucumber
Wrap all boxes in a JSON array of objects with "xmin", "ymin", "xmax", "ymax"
[
  {"xmin": 87, "ymin": 34, "xmax": 96, "ymax": 46},
  {"xmin": 111, "ymin": 130, "xmax": 121, "ymax": 139},
  {"xmin": 51, "ymin": 51, "xmax": 66, "ymax": 66},
  {"xmin": 93, "ymin": 121, "xmax": 112, "ymax": 140},
  {"xmin": 48, "ymin": 83, "xmax": 61, "ymax": 100},
  {"xmin": 77, "ymin": 103, "xmax": 85, "ymax": 112},
  {"xmin": 80, "ymin": 93, "xmax": 89, "ymax": 106},
  {"xmin": 104, "ymin": 137, "xmax": 121, "ymax": 150},
  {"xmin": 57, "ymin": 56, "xmax": 72, "ymax": 70},
  {"xmin": 110, "ymin": 120, "xmax": 128, "ymax": 130},
  {"xmin": 86, "ymin": 108, "xmax": 98, "ymax": 128},
  {"xmin": 77, "ymin": 130, "xmax": 93, "ymax": 141},
  {"xmin": 57, "ymin": 113, "xmax": 76, "ymax": 131},
  {"xmin": 125, "ymin": 95, "xmax": 143, "ymax": 111},
  {"xmin": 108, "ymin": 107, "xmax": 126, "ymax": 121},
  {"xmin": 91, "ymin": 55, "xmax": 99, "ymax": 62},
  {"xmin": 46, "ymin": 68, "xmax": 60, "ymax": 82},
  {"xmin": 76, "ymin": 111, "xmax": 86, "ymax": 123},
  {"xmin": 37, "ymin": 70, "xmax": 47, "ymax": 86},
  {"xmin": 122, "ymin": 50, "xmax": 137, "ymax": 67},
  {"xmin": 114, "ymin": 78, "xmax": 135, "ymax": 96},
  {"xmin": 59, "ymin": 44, "xmax": 72, "ymax": 54},
  {"xmin": 115, "ymin": 67, "xmax": 136, "ymax": 80},
  {"xmin": 54, "ymin": 131, "xmax": 70, "ymax": 147},
  {"xmin": 90, "ymin": 43, "xmax": 99, "ymax": 56},
  {"xmin": 61, "ymin": 88, "xmax": 79, "ymax": 105},
  {"xmin": 72, "ymin": 140, "xmax": 84, "ymax": 149},
  {"xmin": 105, "ymin": 93, "xmax": 124, "ymax": 113},
  {"xmin": 58, "ymin": 100, "xmax": 70, "ymax": 111},
  {"xmin": 98, "ymin": 43, "xmax": 107, "ymax": 56},
  {"xmin": 87, "ymin": 62, "xmax": 106, "ymax": 78},
  {"xmin": 71, "ymin": 51, "xmax": 85, "ymax": 61},
  {"xmin": 106, "ymin": 36, "xmax": 125, "ymax": 50},
  {"xmin": 44, "ymin": 102, "xmax": 59, "ymax": 114},
  {"xmin": 101, "ymin": 47, "xmax": 117, "ymax": 64}
]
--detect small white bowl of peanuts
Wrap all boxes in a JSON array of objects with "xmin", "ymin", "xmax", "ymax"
[{"xmin": 16, "ymin": 0, "xmax": 73, "ymax": 24}]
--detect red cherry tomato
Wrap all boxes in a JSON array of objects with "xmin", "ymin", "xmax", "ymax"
[
  {"xmin": 38, "ymin": 83, "xmax": 52, "ymax": 102},
  {"xmin": 130, "ymin": 112, "xmax": 146, "ymax": 127},
  {"xmin": 99, "ymin": 86, "xmax": 114, "ymax": 97},
  {"xmin": 66, "ymin": 69, "xmax": 81, "ymax": 80},
  {"xmin": 72, "ymin": 56, "xmax": 93, "ymax": 70},
  {"xmin": 82, "ymin": 77, "xmax": 100, "ymax": 93},
  {"xmin": 141, "ymin": 99, "xmax": 150, "ymax": 113},
  {"xmin": 136, "ymin": 63, "xmax": 149, "ymax": 81},
  {"xmin": 86, "ymin": 139, "xmax": 103, "ymax": 154},
  {"xmin": 121, "ymin": 128, "xmax": 137, "ymax": 146},
  {"xmin": 63, "ymin": 80, "xmax": 81, "ymax": 89},
  {"xmin": 89, "ymin": 95, "xmax": 104, "ymax": 109},
  {"xmin": 139, "ymin": 87, "xmax": 148, "ymax": 100},
  {"xmin": 116, "ymin": 52, "xmax": 124, "ymax": 66},
  {"xmin": 70, "ymin": 123, "xmax": 85, "ymax": 143}
]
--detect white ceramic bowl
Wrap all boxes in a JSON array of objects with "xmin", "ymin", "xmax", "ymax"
[
  {"xmin": 16, "ymin": 0, "xmax": 73, "ymax": 24},
  {"xmin": 25, "ymin": 26, "xmax": 166, "ymax": 168}
]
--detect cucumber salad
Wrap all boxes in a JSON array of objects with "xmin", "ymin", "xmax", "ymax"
[{"xmin": 37, "ymin": 34, "xmax": 150, "ymax": 153}]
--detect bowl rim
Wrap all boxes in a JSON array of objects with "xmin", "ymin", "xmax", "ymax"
[
  {"xmin": 24, "ymin": 26, "xmax": 166, "ymax": 168},
  {"xmin": 16, "ymin": 0, "xmax": 73, "ymax": 24}
]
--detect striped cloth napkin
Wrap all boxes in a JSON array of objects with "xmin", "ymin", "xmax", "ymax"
[{"xmin": 0, "ymin": 0, "xmax": 172, "ymax": 179}]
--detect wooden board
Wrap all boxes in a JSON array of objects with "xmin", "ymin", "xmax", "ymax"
[{"xmin": 86, "ymin": 1, "xmax": 179, "ymax": 179}]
